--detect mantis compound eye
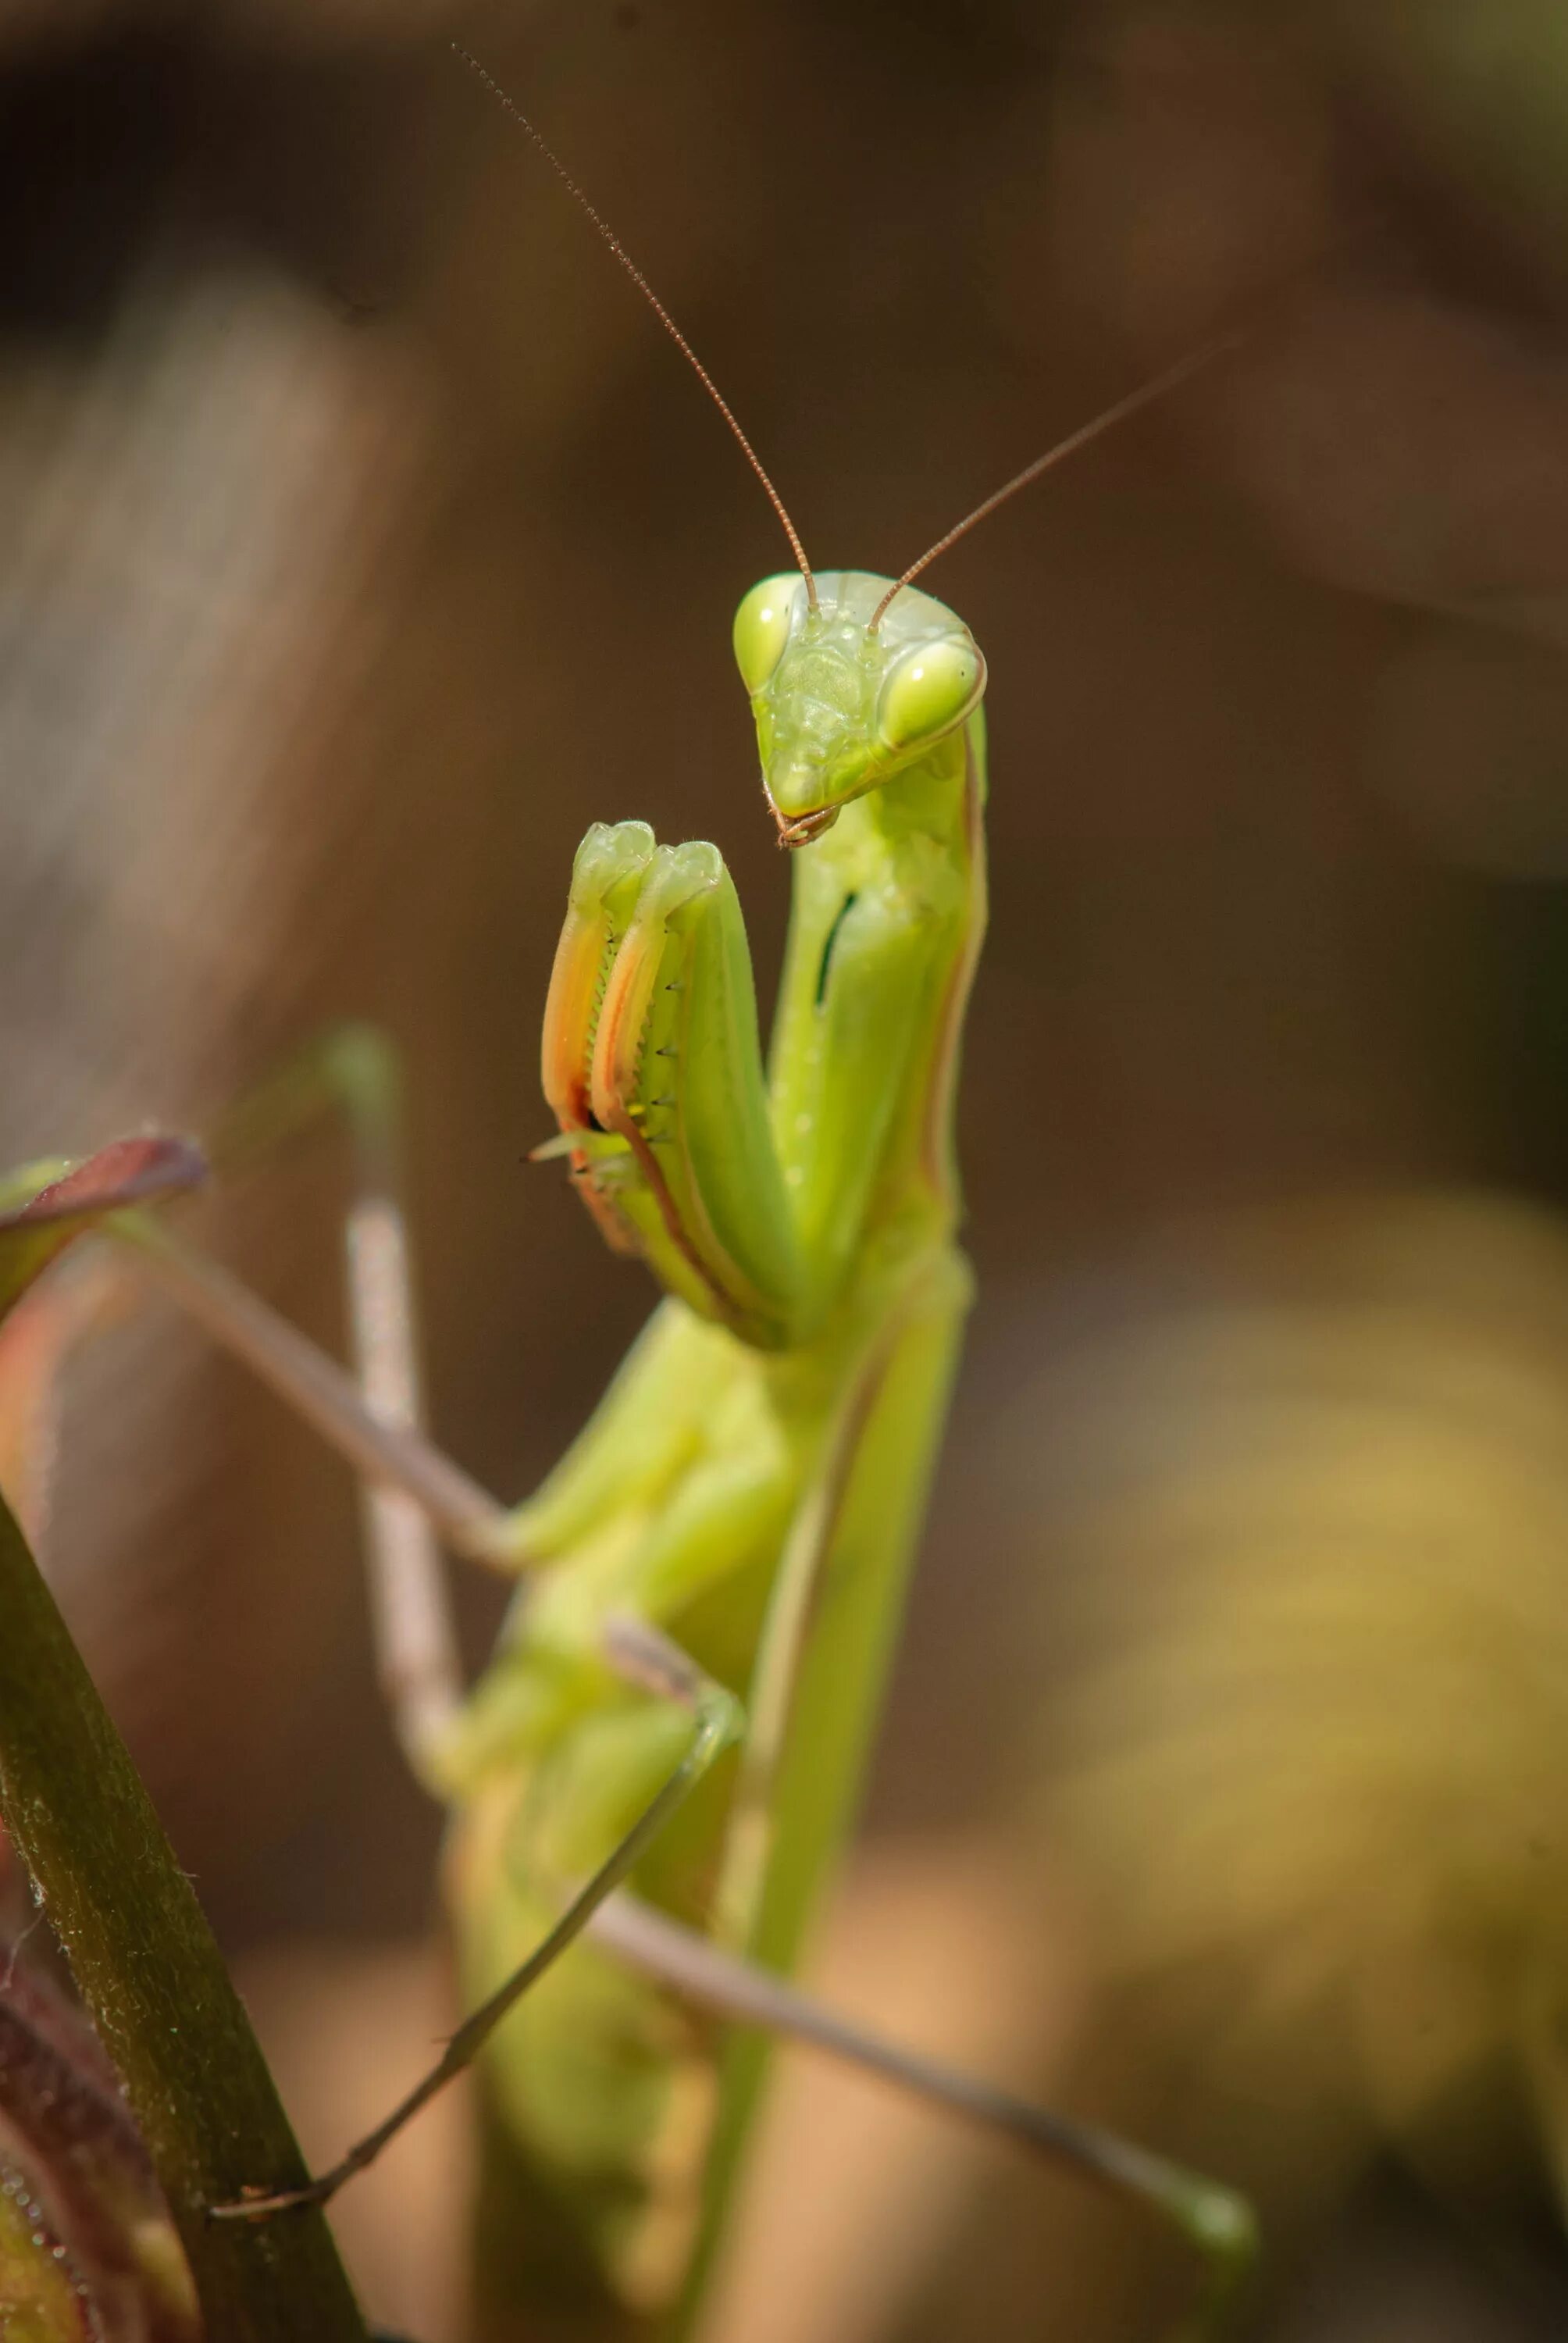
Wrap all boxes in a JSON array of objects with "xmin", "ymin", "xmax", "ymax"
[
  {"xmin": 875, "ymin": 633, "xmax": 985, "ymax": 755},
  {"xmin": 732, "ymin": 573, "xmax": 802, "ymax": 695}
]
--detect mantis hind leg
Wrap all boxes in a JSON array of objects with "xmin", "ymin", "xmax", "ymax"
[{"xmin": 199, "ymin": 1021, "xmax": 462, "ymax": 1781}]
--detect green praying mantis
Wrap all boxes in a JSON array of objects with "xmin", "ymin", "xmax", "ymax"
[{"xmin": 0, "ymin": 45, "xmax": 1259, "ymax": 2343}]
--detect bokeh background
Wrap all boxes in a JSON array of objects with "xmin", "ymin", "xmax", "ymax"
[{"xmin": 4, "ymin": 0, "xmax": 1568, "ymax": 2336}]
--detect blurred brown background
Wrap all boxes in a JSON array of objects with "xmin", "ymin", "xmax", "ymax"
[{"xmin": 4, "ymin": 0, "xmax": 1568, "ymax": 2335}]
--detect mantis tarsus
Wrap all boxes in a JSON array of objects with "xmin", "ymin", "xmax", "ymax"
[{"xmin": 0, "ymin": 43, "xmax": 1257, "ymax": 2342}]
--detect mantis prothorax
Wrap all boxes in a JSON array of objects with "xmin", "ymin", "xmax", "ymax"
[{"xmin": 0, "ymin": 45, "xmax": 1257, "ymax": 2343}]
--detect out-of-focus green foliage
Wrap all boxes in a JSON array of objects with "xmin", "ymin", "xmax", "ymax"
[{"xmin": 1025, "ymin": 1193, "xmax": 1568, "ymax": 2237}]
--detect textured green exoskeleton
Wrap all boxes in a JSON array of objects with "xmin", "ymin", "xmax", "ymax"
[{"xmin": 436, "ymin": 568, "xmax": 989, "ymax": 2325}]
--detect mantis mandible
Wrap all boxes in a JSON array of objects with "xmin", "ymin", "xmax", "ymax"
[{"xmin": 0, "ymin": 44, "xmax": 1255, "ymax": 2342}]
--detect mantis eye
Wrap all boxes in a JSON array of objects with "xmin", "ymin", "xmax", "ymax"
[
  {"xmin": 732, "ymin": 574, "xmax": 800, "ymax": 695},
  {"xmin": 876, "ymin": 634, "xmax": 985, "ymax": 754}
]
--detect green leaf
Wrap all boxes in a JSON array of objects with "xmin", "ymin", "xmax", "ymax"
[{"xmin": 0, "ymin": 1138, "xmax": 205, "ymax": 1321}]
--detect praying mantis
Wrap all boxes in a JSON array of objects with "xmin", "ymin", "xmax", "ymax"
[{"xmin": 0, "ymin": 43, "xmax": 1259, "ymax": 2343}]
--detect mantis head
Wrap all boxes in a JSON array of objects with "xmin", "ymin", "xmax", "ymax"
[
  {"xmin": 733, "ymin": 571, "xmax": 986, "ymax": 847},
  {"xmin": 447, "ymin": 45, "xmax": 1228, "ymax": 858}
]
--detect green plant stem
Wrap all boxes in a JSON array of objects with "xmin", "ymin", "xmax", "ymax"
[{"xmin": 0, "ymin": 1489, "xmax": 369, "ymax": 2343}]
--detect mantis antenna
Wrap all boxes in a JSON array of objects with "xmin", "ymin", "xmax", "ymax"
[
  {"xmin": 868, "ymin": 324, "xmax": 1245, "ymax": 629},
  {"xmin": 453, "ymin": 41, "xmax": 1257, "ymax": 643},
  {"xmin": 452, "ymin": 42, "xmax": 819, "ymax": 611}
]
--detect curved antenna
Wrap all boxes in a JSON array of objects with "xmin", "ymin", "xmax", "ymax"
[
  {"xmin": 453, "ymin": 44, "xmax": 818, "ymax": 612},
  {"xmin": 868, "ymin": 326, "xmax": 1244, "ymax": 630}
]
